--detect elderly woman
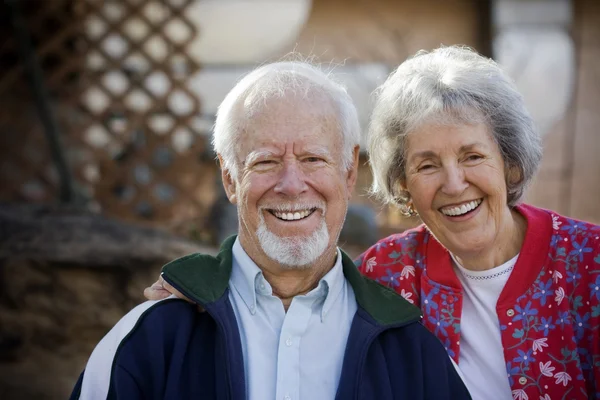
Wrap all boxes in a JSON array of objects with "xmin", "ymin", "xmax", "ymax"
[
  {"xmin": 145, "ymin": 47, "xmax": 600, "ymax": 399},
  {"xmin": 359, "ymin": 46, "xmax": 600, "ymax": 400}
]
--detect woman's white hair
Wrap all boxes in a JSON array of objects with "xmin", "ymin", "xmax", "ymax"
[
  {"xmin": 368, "ymin": 46, "xmax": 542, "ymax": 213},
  {"xmin": 213, "ymin": 61, "xmax": 361, "ymax": 179}
]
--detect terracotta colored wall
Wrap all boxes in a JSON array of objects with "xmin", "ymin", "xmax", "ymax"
[
  {"xmin": 293, "ymin": 0, "xmax": 479, "ymax": 64},
  {"xmin": 294, "ymin": 0, "xmax": 600, "ymax": 237},
  {"xmin": 292, "ymin": 0, "xmax": 480, "ymax": 235},
  {"xmin": 527, "ymin": 0, "xmax": 600, "ymax": 224}
]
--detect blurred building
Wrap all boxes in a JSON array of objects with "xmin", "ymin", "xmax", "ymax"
[
  {"xmin": 1, "ymin": 0, "xmax": 598, "ymax": 253},
  {"xmin": 0, "ymin": 1, "xmax": 599, "ymax": 397}
]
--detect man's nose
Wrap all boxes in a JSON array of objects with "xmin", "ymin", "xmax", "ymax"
[
  {"xmin": 274, "ymin": 161, "xmax": 308, "ymax": 196},
  {"xmin": 441, "ymin": 164, "xmax": 468, "ymax": 196}
]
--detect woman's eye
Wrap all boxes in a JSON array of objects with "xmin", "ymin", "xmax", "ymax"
[
  {"xmin": 465, "ymin": 154, "xmax": 483, "ymax": 162},
  {"xmin": 418, "ymin": 164, "xmax": 434, "ymax": 171}
]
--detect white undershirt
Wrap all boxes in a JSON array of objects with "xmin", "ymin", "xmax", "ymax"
[{"xmin": 451, "ymin": 253, "xmax": 519, "ymax": 400}]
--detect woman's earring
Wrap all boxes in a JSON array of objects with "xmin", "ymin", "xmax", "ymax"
[{"xmin": 399, "ymin": 200, "xmax": 418, "ymax": 217}]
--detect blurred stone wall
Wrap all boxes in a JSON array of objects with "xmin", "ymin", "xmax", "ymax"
[{"xmin": 0, "ymin": 204, "xmax": 209, "ymax": 399}]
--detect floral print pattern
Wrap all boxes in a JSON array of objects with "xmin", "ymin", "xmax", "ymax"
[{"xmin": 356, "ymin": 205, "xmax": 600, "ymax": 399}]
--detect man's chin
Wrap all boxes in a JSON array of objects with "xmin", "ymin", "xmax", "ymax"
[{"xmin": 256, "ymin": 221, "xmax": 330, "ymax": 268}]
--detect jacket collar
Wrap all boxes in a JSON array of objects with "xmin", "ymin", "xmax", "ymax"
[
  {"xmin": 162, "ymin": 235, "xmax": 421, "ymax": 326},
  {"xmin": 425, "ymin": 203, "xmax": 553, "ymax": 306}
]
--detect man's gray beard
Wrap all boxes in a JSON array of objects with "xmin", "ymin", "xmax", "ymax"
[{"xmin": 256, "ymin": 215, "xmax": 330, "ymax": 269}]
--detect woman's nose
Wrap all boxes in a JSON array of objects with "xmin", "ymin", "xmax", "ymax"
[{"xmin": 441, "ymin": 165, "xmax": 468, "ymax": 196}]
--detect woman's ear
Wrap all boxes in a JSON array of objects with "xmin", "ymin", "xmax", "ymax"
[
  {"xmin": 218, "ymin": 155, "xmax": 237, "ymax": 205},
  {"xmin": 398, "ymin": 179, "xmax": 408, "ymax": 192},
  {"xmin": 506, "ymin": 165, "xmax": 523, "ymax": 186},
  {"xmin": 395, "ymin": 176, "xmax": 408, "ymax": 195}
]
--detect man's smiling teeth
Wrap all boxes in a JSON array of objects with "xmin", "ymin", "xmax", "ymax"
[
  {"xmin": 440, "ymin": 199, "xmax": 482, "ymax": 216},
  {"xmin": 273, "ymin": 209, "xmax": 313, "ymax": 221}
]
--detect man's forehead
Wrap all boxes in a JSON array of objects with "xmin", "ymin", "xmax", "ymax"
[
  {"xmin": 245, "ymin": 145, "xmax": 333, "ymax": 160},
  {"xmin": 243, "ymin": 85, "xmax": 336, "ymax": 119},
  {"xmin": 231, "ymin": 86, "xmax": 344, "ymax": 163},
  {"xmin": 239, "ymin": 97, "xmax": 340, "ymax": 140}
]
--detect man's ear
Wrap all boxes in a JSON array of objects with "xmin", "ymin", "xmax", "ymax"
[
  {"xmin": 218, "ymin": 155, "xmax": 237, "ymax": 205},
  {"xmin": 345, "ymin": 145, "xmax": 361, "ymax": 196}
]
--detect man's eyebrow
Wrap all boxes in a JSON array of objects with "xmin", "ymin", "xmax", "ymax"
[
  {"xmin": 244, "ymin": 150, "xmax": 277, "ymax": 166},
  {"xmin": 305, "ymin": 147, "xmax": 332, "ymax": 158}
]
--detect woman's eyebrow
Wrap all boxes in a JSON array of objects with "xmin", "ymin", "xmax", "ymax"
[
  {"xmin": 408, "ymin": 142, "xmax": 487, "ymax": 164},
  {"xmin": 459, "ymin": 143, "xmax": 485, "ymax": 152},
  {"xmin": 408, "ymin": 150, "xmax": 437, "ymax": 164}
]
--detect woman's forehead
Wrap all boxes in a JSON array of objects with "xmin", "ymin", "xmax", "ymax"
[{"xmin": 405, "ymin": 123, "xmax": 495, "ymax": 158}]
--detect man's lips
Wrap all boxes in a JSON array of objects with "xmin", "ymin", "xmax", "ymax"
[{"xmin": 269, "ymin": 208, "xmax": 316, "ymax": 221}]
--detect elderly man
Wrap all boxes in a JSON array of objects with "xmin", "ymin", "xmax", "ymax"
[{"xmin": 70, "ymin": 62, "xmax": 470, "ymax": 400}]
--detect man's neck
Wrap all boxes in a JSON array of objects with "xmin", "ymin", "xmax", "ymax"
[
  {"xmin": 239, "ymin": 238, "xmax": 338, "ymax": 310},
  {"xmin": 261, "ymin": 253, "xmax": 337, "ymax": 310}
]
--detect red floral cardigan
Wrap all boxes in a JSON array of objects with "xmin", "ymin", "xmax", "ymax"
[{"xmin": 356, "ymin": 204, "xmax": 600, "ymax": 400}]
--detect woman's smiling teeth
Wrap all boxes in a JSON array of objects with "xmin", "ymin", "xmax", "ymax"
[
  {"xmin": 440, "ymin": 199, "xmax": 483, "ymax": 217},
  {"xmin": 272, "ymin": 209, "xmax": 314, "ymax": 221}
]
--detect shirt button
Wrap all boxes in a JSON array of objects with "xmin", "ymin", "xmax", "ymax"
[
  {"xmin": 284, "ymin": 396, "xmax": 291, "ymax": 400},
  {"xmin": 506, "ymin": 309, "xmax": 515, "ymax": 317},
  {"xmin": 519, "ymin": 377, "xmax": 527, "ymax": 385},
  {"xmin": 285, "ymin": 337, "xmax": 293, "ymax": 347}
]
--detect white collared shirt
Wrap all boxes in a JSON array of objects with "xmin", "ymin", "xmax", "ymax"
[
  {"xmin": 228, "ymin": 238, "xmax": 357, "ymax": 400},
  {"xmin": 451, "ymin": 252, "xmax": 519, "ymax": 400}
]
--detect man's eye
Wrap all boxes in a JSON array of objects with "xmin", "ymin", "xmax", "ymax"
[
  {"xmin": 305, "ymin": 157, "xmax": 324, "ymax": 163},
  {"xmin": 252, "ymin": 160, "xmax": 276, "ymax": 168}
]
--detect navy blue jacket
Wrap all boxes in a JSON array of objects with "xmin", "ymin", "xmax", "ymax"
[{"xmin": 71, "ymin": 237, "xmax": 471, "ymax": 399}]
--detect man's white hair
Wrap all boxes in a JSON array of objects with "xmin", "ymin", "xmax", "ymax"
[{"xmin": 213, "ymin": 61, "xmax": 361, "ymax": 179}]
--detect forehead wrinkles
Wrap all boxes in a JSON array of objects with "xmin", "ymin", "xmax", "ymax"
[
  {"xmin": 240, "ymin": 95, "xmax": 341, "ymax": 145},
  {"xmin": 243, "ymin": 82, "xmax": 338, "ymax": 121},
  {"xmin": 232, "ymin": 86, "xmax": 343, "ymax": 170},
  {"xmin": 245, "ymin": 146, "xmax": 333, "ymax": 166},
  {"xmin": 405, "ymin": 122, "xmax": 492, "ymax": 158}
]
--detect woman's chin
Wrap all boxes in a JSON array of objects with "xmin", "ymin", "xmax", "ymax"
[{"xmin": 443, "ymin": 233, "xmax": 493, "ymax": 259}]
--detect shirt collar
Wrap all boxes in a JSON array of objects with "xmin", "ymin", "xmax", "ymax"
[
  {"xmin": 317, "ymin": 247, "xmax": 345, "ymax": 321},
  {"xmin": 229, "ymin": 237, "xmax": 346, "ymax": 321},
  {"xmin": 230, "ymin": 238, "xmax": 262, "ymax": 315}
]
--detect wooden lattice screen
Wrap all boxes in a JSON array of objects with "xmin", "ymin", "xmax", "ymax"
[{"xmin": 0, "ymin": 0, "xmax": 221, "ymax": 236}]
